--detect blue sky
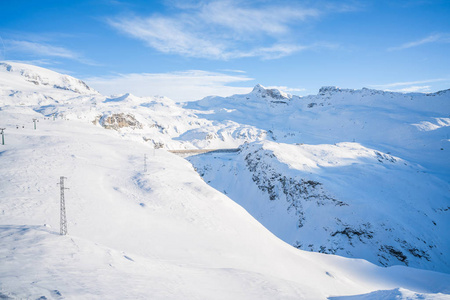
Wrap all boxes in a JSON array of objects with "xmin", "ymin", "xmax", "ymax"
[{"xmin": 1, "ymin": 0, "xmax": 449, "ymax": 101}]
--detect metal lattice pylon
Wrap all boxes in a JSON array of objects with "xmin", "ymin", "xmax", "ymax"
[
  {"xmin": 59, "ymin": 176, "xmax": 69, "ymax": 235},
  {"xmin": 0, "ymin": 128, "xmax": 5, "ymax": 145}
]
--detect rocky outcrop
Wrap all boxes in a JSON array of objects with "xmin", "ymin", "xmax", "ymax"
[
  {"xmin": 226, "ymin": 142, "xmax": 441, "ymax": 271},
  {"xmin": 100, "ymin": 113, "xmax": 142, "ymax": 130},
  {"xmin": 251, "ymin": 84, "xmax": 290, "ymax": 102},
  {"xmin": 242, "ymin": 144, "xmax": 347, "ymax": 228}
]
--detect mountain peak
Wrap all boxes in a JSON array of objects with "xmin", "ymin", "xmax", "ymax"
[
  {"xmin": 251, "ymin": 84, "xmax": 289, "ymax": 100},
  {"xmin": 318, "ymin": 86, "xmax": 342, "ymax": 95},
  {"xmin": 251, "ymin": 84, "xmax": 265, "ymax": 92}
]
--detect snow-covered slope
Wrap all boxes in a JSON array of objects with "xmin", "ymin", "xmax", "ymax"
[
  {"xmin": 1, "ymin": 108, "xmax": 449, "ymax": 299},
  {"xmin": 0, "ymin": 62, "xmax": 98, "ymax": 96},
  {"xmin": 1, "ymin": 62, "xmax": 449, "ymax": 298},
  {"xmin": 186, "ymin": 85, "xmax": 450, "ymax": 273},
  {"xmin": 189, "ymin": 141, "xmax": 450, "ymax": 272}
]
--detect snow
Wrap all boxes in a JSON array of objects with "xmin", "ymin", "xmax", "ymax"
[
  {"xmin": 329, "ymin": 288, "xmax": 450, "ymax": 300},
  {"xmin": 1, "ymin": 61, "xmax": 449, "ymax": 299},
  {"xmin": 413, "ymin": 118, "xmax": 450, "ymax": 132},
  {"xmin": 0, "ymin": 62, "xmax": 98, "ymax": 96},
  {"xmin": 189, "ymin": 140, "xmax": 450, "ymax": 273}
]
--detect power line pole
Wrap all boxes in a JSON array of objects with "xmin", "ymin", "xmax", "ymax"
[
  {"xmin": 58, "ymin": 176, "xmax": 69, "ymax": 235},
  {"xmin": 32, "ymin": 118, "xmax": 37, "ymax": 130},
  {"xmin": 144, "ymin": 154, "xmax": 147, "ymax": 173},
  {"xmin": 0, "ymin": 128, "xmax": 5, "ymax": 145}
]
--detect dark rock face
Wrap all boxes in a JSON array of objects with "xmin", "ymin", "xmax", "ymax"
[
  {"xmin": 235, "ymin": 143, "xmax": 439, "ymax": 271},
  {"xmin": 243, "ymin": 146, "xmax": 347, "ymax": 228}
]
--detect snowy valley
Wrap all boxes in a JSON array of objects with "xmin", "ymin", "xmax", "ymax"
[{"xmin": 0, "ymin": 61, "xmax": 449, "ymax": 299}]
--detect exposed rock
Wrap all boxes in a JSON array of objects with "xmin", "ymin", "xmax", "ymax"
[
  {"xmin": 92, "ymin": 115, "xmax": 102, "ymax": 125},
  {"xmin": 153, "ymin": 142, "xmax": 165, "ymax": 149},
  {"xmin": 101, "ymin": 113, "xmax": 142, "ymax": 130},
  {"xmin": 243, "ymin": 146, "xmax": 347, "ymax": 228},
  {"xmin": 251, "ymin": 84, "xmax": 290, "ymax": 101},
  {"xmin": 331, "ymin": 226, "xmax": 374, "ymax": 243},
  {"xmin": 380, "ymin": 245, "xmax": 408, "ymax": 264}
]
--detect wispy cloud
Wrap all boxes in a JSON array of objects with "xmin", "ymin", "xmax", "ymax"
[
  {"xmin": 86, "ymin": 70, "xmax": 254, "ymax": 101},
  {"xmin": 388, "ymin": 33, "xmax": 450, "ymax": 51},
  {"xmin": 391, "ymin": 85, "xmax": 431, "ymax": 93},
  {"xmin": 267, "ymin": 86, "xmax": 306, "ymax": 93},
  {"xmin": 369, "ymin": 78, "xmax": 449, "ymax": 93},
  {"xmin": 240, "ymin": 44, "xmax": 309, "ymax": 60},
  {"xmin": 220, "ymin": 69, "xmax": 246, "ymax": 74},
  {"xmin": 196, "ymin": 1, "xmax": 319, "ymax": 36},
  {"xmin": 6, "ymin": 59, "xmax": 57, "ymax": 66},
  {"xmin": 8, "ymin": 40, "xmax": 78, "ymax": 59},
  {"xmin": 370, "ymin": 78, "xmax": 448, "ymax": 88},
  {"xmin": 5, "ymin": 40, "xmax": 98, "ymax": 66},
  {"xmin": 107, "ymin": 0, "xmax": 340, "ymax": 60}
]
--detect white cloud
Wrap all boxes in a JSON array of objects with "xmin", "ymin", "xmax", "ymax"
[
  {"xmin": 390, "ymin": 85, "xmax": 431, "ymax": 93},
  {"xmin": 219, "ymin": 69, "xmax": 246, "ymax": 74},
  {"xmin": 8, "ymin": 40, "xmax": 77, "ymax": 58},
  {"xmin": 85, "ymin": 70, "xmax": 254, "ymax": 101},
  {"xmin": 5, "ymin": 40, "xmax": 98, "ymax": 65},
  {"xmin": 108, "ymin": 17, "xmax": 229, "ymax": 59},
  {"xmin": 197, "ymin": 1, "xmax": 319, "ymax": 36},
  {"xmin": 370, "ymin": 78, "xmax": 448, "ymax": 88},
  {"xmin": 267, "ymin": 86, "xmax": 306, "ymax": 93},
  {"xmin": 369, "ymin": 78, "xmax": 449, "ymax": 93},
  {"xmin": 5, "ymin": 59, "xmax": 56, "ymax": 66},
  {"xmin": 242, "ymin": 44, "xmax": 309, "ymax": 60},
  {"xmin": 388, "ymin": 33, "xmax": 450, "ymax": 51},
  {"xmin": 107, "ymin": 0, "xmax": 328, "ymax": 59}
]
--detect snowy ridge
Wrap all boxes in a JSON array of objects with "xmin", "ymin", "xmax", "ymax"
[
  {"xmin": 413, "ymin": 118, "xmax": 450, "ymax": 132},
  {"xmin": 0, "ymin": 62, "xmax": 98, "ymax": 95},
  {"xmin": 187, "ymin": 84, "xmax": 450, "ymax": 172}
]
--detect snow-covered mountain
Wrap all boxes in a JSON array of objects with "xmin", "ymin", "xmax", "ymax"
[
  {"xmin": 189, "ymin": 141, "xmax": 449, "ymax": 272},
  {"xmin": 186, "ymin": 84, "xmax": 450, "ymax": 273},
  {"xmin": 1, "ymin": 61, "xmax": 449, "ymax": 299},
  {"xmin": 0, "ymin": 62, "xmax": 98, "ymax": 96}
]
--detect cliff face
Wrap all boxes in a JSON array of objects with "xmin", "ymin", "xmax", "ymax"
[{"xmin": 189, "ymin": 140, "xmax": 450, "ymax": 273}]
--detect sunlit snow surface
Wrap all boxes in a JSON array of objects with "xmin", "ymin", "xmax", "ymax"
[
  {"xmin": 186, "ymin": 84, "xmax": 450, "ymax": 273},
  {"xmin": 1, "ymin": 62, "xmax": 449, "ymax": 299}
]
